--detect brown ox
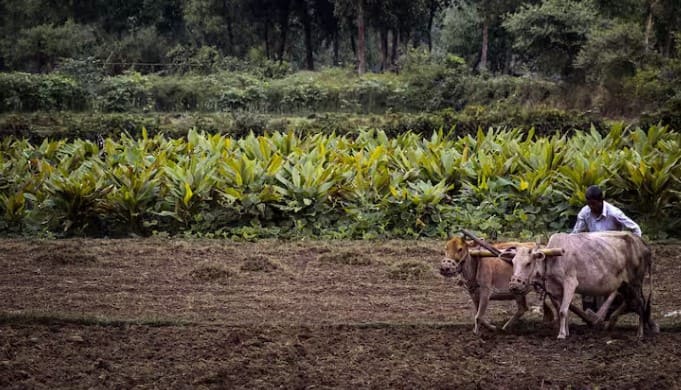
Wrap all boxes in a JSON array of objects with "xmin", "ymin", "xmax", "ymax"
[
  {"xmin": 439, "ymin": 237, "xmax": 552, "ymax": 335},
  {"xmin": 508, "ymin": 231, "xmax": 658, "ymax": 339}
]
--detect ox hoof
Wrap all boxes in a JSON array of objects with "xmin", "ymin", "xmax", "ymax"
[{"xmin": 557, "ymin": 334, "xmax": 566, "ymax": 340}]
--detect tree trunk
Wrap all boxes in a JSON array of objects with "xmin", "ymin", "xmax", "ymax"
[
  {"xmin": 348, "ymin": 16, "xmax": 357, "ymax": 57},
  {"xmin": 390, "ymin": 29, "xmax": 399, "ymax": 70},
  {"xmin": 333, "ymin": 31, "xmax": 340, "ymax": 66},
  {"xmin": 264, "ymin": 13, "xmax": 271, "ymax": 59},
  {"xmin": 644, "ymin": 8, "xmax": 654, "ymax": 53},
  {"xmin": 278, "ymin": 0, "xmax": 291, "ymax": 63},
  {"xmin": 427, "ymin": 0, "xmax": 437, "ymax": 52},
  {"xmin": 663, "ymin": 31, "xmax": 673, "ymax": 58},
  {"xmin": 223, "ymin": 0, "xmax": 235, "ymax": 55},
  {"xmin": 380, "ymin": 26, "xmax": 388, "ymax": 72},
  {"xmin": 479, "ymin": 16, "xmax": 489, "ymax": 72},
  {"xmin": 357, "ymin": 0, "xmax": 366, "ymax": 74},
  {"xmin": 300, "ymin": 0, "xmax": 314, "ymax": 70}
]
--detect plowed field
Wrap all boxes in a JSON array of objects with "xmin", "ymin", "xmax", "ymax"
[{"xmin": 1, "ymin": 238, "xmax": 680, "ymax": 389}]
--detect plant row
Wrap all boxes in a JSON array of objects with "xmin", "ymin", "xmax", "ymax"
[
  {"xmin": 0, "ymin": 68, "xmax": 567, "ymax": 114},
  {"xmin": 1, "ymin": 125, "xmax": 679, "ymax": 239},
  {"xmin": 0, "ymin": 108, "xmax": 606, "ymax": 143}
]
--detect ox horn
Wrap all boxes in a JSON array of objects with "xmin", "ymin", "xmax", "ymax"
[{"xmin": 537, "ymin": 247, "xmax": 565, "ymax": 256}]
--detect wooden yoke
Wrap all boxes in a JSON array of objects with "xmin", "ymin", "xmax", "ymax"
[
  {"xmin": 469, "ymin": 247, "xmax": 565, "ymax": 257},
  {"xmin": 461, "ymin": 229, "xmax": 501, "ymax": 257},
  {"xmin": 537, "ymin": 248, "xmax": 566, "ymax": 256}
]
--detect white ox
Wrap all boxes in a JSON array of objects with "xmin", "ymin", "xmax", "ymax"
[{"xmin": 508, "ymin": 231, "xmax": 658, "ymax": 339}]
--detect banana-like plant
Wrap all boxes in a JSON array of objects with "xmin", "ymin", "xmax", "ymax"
[
  {"xmin": 215, "ymin": 150, "xmax": 283, "ymax": 224},
  {"xmin": 272, "ymin": 137, "xmax": 344, "ymax": 230},
  {"xmin": 1, "ymin": 124, "xmax": 679, "ymax": 238},
  {"xmin": 42, "ymin": 160, "xmax": 111, "ymax": 236},
  {"xmin": 159, "ymin": 150, "xmax": 219, "ymax": 230},
  {"xmin": 607, "ymin": 125, "xmax": 681, "ymax": 232},
  {"xmin": 0, "ymin": 191, "xmax": 26, "ymax": 232},
  {"xmin": 105, "ymin": 164, "xmax": 161, "ymax": 235}
]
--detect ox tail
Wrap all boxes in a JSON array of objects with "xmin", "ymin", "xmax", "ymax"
[{"xmin": 643, "ymin": 252, "xmax": 654, "ymax": 327}]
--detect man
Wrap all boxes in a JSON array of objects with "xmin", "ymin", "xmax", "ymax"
[{"xmin": 572, "ymin": 185, "xmax": 642, "ymax": 312}]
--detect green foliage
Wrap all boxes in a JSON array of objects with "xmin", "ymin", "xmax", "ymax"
[
  {"xmin": 627, "ymin": 58, "xmax": 681, "ymax": 126},
  {"xmin": 437, "ymin": 2, "xmax": 481, "ymax": 68},
  {"xmin": 576, "ymin": 22, "xmax": 646, "ymax": 84},
  {"xmin": 100, "ymin": 27, "xmax": 169, "ymax": 75},
  {"xmin": 503, "ymin": 0, "xmax": 599, "ymax": 77},
  {"xmin": 96, "ymin": 72, "xmax": 151, "ymax": 112},
  {"xmin": 0, "ymin": 58, "xmax": 675, "ymax": 123},
  {"xmin": 4, "ymin": 21, "xmax": 97, "ymax": 73},
  {"xmin": 2, "ymin": 125, "xmax": 680, "ymax": 239},
  {"xmin": 0, "ymin": 73, "xmax": 87, "ymax": 112},
  {"xmin": 41, "ymin": 145, "xmax": 112, "ymax": 236},
  {"xmin": 0, "ymin": 107, "xmax": 608, "ymax": 144}
]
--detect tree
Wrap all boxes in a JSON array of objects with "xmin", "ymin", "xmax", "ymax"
[
  {"xmin": 293, "ymin": 0, "xmax": 315, "ymax": 70},
  {"xmin": 357, "ymin": 0, "xmax": 366, "ymax": 73},
  {"xmin": 647, "ymin": 0, "xmax": 681, "ymax": 57},
  {"xmin": 437, "ymin": 1, "xmax": 480, "ymax": 67},
  {"xmin": 335, "ymin": 0, "xmax": 367, "ymax": 73},
  {"xmin": 185, "ymin": 0, "xmax": 247, "ymax": 56},
  {"xmin": 424, "ymin": 0, "xmax": 452, "ymax": 52},
  {"xmin": 437, "ymin": 0, "xmax": 519, "ymax": 73},
  {"xmin": 575, "ymin": 21, "xmax": 646, "ymax": 84},
  {"xmin": 8, "ymin": 20, "xmax": 97, "ymax": 73},
  {"xmin": 503, "ymin": 0, "xmax": 599, "ymax": 78}
]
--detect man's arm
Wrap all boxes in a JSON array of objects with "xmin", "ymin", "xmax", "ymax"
[
  {"xmin": 612, "ymin": 207, "xmax": 642, "ymax": 237},
  {"xmin": 572, "ymin": 208, "xmax": 588, "ymax": 234}
]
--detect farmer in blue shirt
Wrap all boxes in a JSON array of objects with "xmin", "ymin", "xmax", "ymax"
[{"xmin": 572, "ymin": 185, "xmax": 642, "ymax": 312}]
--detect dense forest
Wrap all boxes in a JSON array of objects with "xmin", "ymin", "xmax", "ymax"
[
  {"xmin": 1, "ymin": 0, "xmax": 679, "ymax": 75},
  {"xmin": 0, "ymin": 0, "xmax": 679, "ymax": 127}
]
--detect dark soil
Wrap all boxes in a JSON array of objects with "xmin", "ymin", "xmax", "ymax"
[{"xmin": 1, "ymin": 238, "xmax": 680, "ymax": 389}]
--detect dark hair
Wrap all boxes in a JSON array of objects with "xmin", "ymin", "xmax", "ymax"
[{"xmin": 585, "ymin": 185, "xmax": 604, "ymax": 201}]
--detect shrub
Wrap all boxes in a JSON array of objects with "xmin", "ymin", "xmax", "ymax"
[
  {"xmin": 96, "ymin": 72, "xmax": 151, "ymax": 112},
  {"xmin": 0, "ymin": 73, "xmax": 87, "ymax": 112}
]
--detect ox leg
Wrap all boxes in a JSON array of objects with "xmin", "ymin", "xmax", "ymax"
[
  {"xmin": 618, "ymin": 284, "xmax": 649, "ymax": 339},
  {"xmin": 542, "ymin": 295, "xmax": 562, "ymax": 330},
  {"xmin": 474, "ymin": 287, "xmax": 496, "ymax": 334},
  {"xmin": 557, "ymin": 280, "xmax": 578, "ymax": 339},
  {"xmin": 590, "ymin": 291, "xmax": 620, "ymax": 325},
  {"xmin": 470, "ymin": 290, "xmax": 484, "ymax": 335},
  {"xmin": 502, "ymin": 294, "xmax": 528, "ymax": 331},
  {"xmin": 541, "ymin": 297, "xmax": 556, "ymax": 325},
  {"xmin": 605, "ymin": 301, "xmax": 628, "ymax": 331}
]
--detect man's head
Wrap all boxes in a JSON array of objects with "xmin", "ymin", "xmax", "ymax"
[{"xmin": 585, "ymin": 185, "xmax": 604, "ymax": 216}]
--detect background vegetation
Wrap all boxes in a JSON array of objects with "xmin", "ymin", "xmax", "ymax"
[
  {"xmin": 2, "ymin": 125, "xmax": 679, "ymax": 239},
  {"xmin": 1, "ymin": 0, "xmax": 680, "ymax": 239}
]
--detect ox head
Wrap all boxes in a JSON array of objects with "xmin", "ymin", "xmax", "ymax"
[
  {"xmin": 509, "ymin": 247, "xmax": 546, "ymax": 294},
  {"xmin": 439, "ymin": 236, "xmax": 470, "ymax": 277},
  {"xmin": 508, "ymin": 246, "xmax": 564, "ymax": 294}
]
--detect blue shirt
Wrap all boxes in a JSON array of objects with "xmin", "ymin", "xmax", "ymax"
[{"xmin": 572, "ymin": 201, "xmax": 642, "ymax": 237}]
